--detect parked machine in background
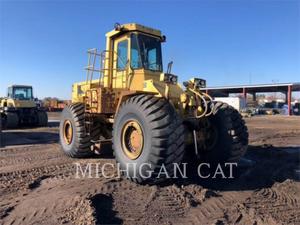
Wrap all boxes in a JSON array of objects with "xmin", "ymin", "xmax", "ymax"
[
  {"xmin": 293, "ymin": 102, "xmax": 300, "ymax": 115},
  {"xmin": 42, "ymin": 98, "xmax": 70, "ymax": 111},
  {"xmin": 0, "ymin": 85, "xmax": 48, "ymax": 128},
  {"xmin": 214, "ymin": 97, "xmax": 246, "ymax": 111}
]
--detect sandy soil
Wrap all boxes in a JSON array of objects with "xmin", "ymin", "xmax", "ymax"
[{"xmin": 0, "ymin": 113, "xmax": 300, "ymax": 225}]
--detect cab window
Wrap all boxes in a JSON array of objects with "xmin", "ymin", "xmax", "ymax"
[
  {"xmin": 117, "ymin": 40, "xmax": 128, "ymax": 70},
  {"xmin": 130, "ymin": 33, "xmax": 162, "ymax": 71},
  {"xmin": 13, "ymin": 87, "xmax": 33, "ymax": 100},
  {"xmin": 148, "ymin": 48, "xmax": 158, "ymax": 70},
  {"xmin": 7, "ymin": 87, "xmax": 13, "ymax": 98},
  {"xmin": 131, "ymin": 34, "xmax": 142, "ymax": 69}
]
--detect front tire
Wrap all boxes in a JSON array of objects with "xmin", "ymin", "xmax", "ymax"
[
  {"xmin": 200, "ymin": 101, "xmax": 248, "ymax": 163},
  {"xmin": 113, "ymin": 95, "xmax": 185, "ymax": 184},
  {"xmin": 59, "ymin": 103, "xmax": 93, "ymax": 157}
]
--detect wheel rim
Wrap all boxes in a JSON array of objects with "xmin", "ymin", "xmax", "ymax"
[
  {"xmin": 63, "ymin": 120, "xmax": 73, "ymax": 145},
  {"xmin": 204, "ymin": 124, "xmax": 218, "ymax": 150},
  {"xmin": 121, "ymin": 120, "xmax": 144, "ymax": 160},
  {"xmin": 197, "ymin": 120, "xmax": 219, "ymax": 151}
]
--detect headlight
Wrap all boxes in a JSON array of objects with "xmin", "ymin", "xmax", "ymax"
[
  {"xmin": 199, "ymin": 79, "xmax": 206, "ymax": 87},
  {"xmin": 190, "ymin": 78, "xmax": 206, "ymax": 88},
  {"xmin": 170, "ymin": 76, "xmax": 177, "ymax": 83},
  {"xmin": 4, "ymin": 106, "xmax": 15, "ymax": 111},
  {"xmin": 162, "ymin": 73, "xmax": 178, "ymax": 84}
]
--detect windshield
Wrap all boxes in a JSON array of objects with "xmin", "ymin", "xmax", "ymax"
[
  {"xmin": 10, "ymin": 87, "xmax": 33, "ymax": 100},
  {"xmin": 131, "ymin": 33, "xmax": 163, "ymax": 72}
]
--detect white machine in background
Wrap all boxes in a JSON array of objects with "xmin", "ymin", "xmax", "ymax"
[{"xmin": 214, "ymin": 97, "xmax": 246, "ymax": 111}]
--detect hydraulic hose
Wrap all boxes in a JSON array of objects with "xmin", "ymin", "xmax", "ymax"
[
  {"xmin": 202, "ymin": 92, "xmax": 214, "ymax": 117},
  {"xmin": 188, "ymin": 88, "xmax": 208, "ymax": 118}
]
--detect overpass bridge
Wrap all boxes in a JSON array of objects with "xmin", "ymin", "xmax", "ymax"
[{"xmin": 201, "ymin": 82, "xmax": 300, "ymax": 115}]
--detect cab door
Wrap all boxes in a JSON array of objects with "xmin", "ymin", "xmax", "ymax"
[{"xmin": 112, "ymin": 35, "xmax": 129, "ymax": 89}]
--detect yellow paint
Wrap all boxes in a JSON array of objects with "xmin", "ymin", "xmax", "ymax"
[
  {"xmin": 72, "ymin": 79, "xmax": 100, "ymax": 102},
  {"xmin": 0, "ymin": 98, "xmax": 36, "ymax": 108},
  {"xmin": 106, "ymin": 23, "xmax": 162, "ymax": 40},
  {"xmin": 112, "ymin": 35, "xmax": 130, "ymax": 89}
]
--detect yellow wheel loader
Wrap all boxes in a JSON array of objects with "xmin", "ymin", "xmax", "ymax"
[
  {"xmin": 0, "ymin": 85, "xmax": 48, "ymax": 128},
  {"xmin": 59, "ymin": 23, "xmax": 248, "ymax": 184}
]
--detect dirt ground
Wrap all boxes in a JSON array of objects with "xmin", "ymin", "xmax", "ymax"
[{"xmin": 0, "ymin": 113, "xmax": 300, "ymax": 225}]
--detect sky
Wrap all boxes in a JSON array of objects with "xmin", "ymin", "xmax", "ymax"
[{"xmin": 0, "ymin": 0, "xmax": 299, "ymax": 99}]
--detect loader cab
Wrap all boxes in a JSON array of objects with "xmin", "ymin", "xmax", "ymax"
[
  {"xmin": 130, "ymin": 33, "xmax": 163, "ymax": 72},
  {"xmin": 106, "ymin": 23, "xmax": 165, "ymax": 90},
  {"xmin": 8, "ymin": 85, "xmax": 33, "ymax": 100}
]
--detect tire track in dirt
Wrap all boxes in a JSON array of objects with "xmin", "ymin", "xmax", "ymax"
[
  {"xmin": 0, "ymin": 143, "xmax": 76, "ymax": 195},
  {"xmin": 140, "ymin": 185, "xmax": 189, "ymax": 223},
  {"xmin": 1, "ymin": 159, "xmax": 121, "ymax": 225},
  {"xmin": 92, "ymin": 180, "xmax": 146, "ymax": 224},
  {"xmin": 0, "ymin": 147, "xmax": 64, "ymax": 167},
  {"xmin": 175, "ymin": 190, "xmax": 251, "ymax": 225},
  {"xmin": 88, "ymin": 181, "xmax": 197, "ymax": 224},
  {"xmin": 0, "ymin": 163, "xmax": 76, "ymax": 194},
  {"xmin": 1, "ymin": 177, "xmax": 98, "ymax": 225},
  {"xmin": 0, "ymin": 144, "xmax": 71, "ymax": 173},
  {"xmin": 244, "ymin": 179, "xmax": 300, "ymax": 224}
]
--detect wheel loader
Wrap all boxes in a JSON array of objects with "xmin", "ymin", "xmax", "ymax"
[
  {"xmin": 0, "ymin": 85, "xmax": 48, "ymax": 128},
  {"xmin": 60, "ymin": 23, "xmax": 248, "ymax": 184}
]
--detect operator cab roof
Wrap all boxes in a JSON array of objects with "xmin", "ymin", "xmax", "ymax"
[
  {"xmin": 106, "ymin": 23, "xmax": 164, "ymax": 40},
  {"xmin": 9, "ymin": 85, "xmax": 33, "ymax": 88}
]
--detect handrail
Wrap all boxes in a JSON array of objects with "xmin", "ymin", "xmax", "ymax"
[{"xmin": 85, "ymin": 49, "xmax": 129, "ymax": 89}]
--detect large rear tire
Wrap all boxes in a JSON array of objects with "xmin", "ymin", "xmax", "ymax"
[
  {"xmin": 59, "ymin": 103, "xmax": 93, "ymax": 157},
  {"xmin": 5, "ymin": 112, "xmax": 19, "ymax": 129},
  {"xmin": 199, "ymin": 101, "xmax": 248, "ymax": 163},
  {"xmin": 37, "ymin": 111, "xmax": 48, "ymax": 127},
  {"xmin": 113, "ymin": 95, "xmax": 185, "ymax": 184}
]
